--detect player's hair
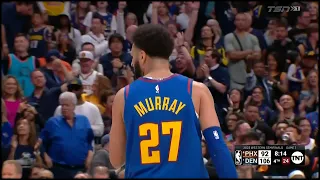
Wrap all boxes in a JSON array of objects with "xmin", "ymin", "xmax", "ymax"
[
  {"xmin": 287, "ymin": 124, "xmax": 302, "ymax": 135},
  {"xmin": 81, "ymin": 42, "xmax": 95, "ymax": 49},
  {"xmin": 238, "ymin": 130, "xmax": 261, "ymax": 145},
  {"xmin": 132, "ymin": 24, "xmax": 174, "ymax": 60},
  {"xmin": 3, "ymin": 160, "xmax": 23, "ymax": 175}
]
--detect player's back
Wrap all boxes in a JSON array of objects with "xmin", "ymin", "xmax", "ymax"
[{"xmin": 123, "ymin": 74, "xmax": 208, "ymax": 178}]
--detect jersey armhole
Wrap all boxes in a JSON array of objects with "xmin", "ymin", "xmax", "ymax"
[{"xmin": 124, "ymin": 85, "xmax": 130, "ymax": 101}]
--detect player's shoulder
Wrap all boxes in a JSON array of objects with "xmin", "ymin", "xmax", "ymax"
[{"xmin": 192, "ymin": 80, "xmax": 210, "ymax": 93}]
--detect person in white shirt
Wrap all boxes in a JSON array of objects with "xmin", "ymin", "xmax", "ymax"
[
  {"xmin": 81, "ymin": 13, "xmax": 109, "ymax": 57},
  {"xmin": 72, "ymin": 42, "xmax": 103, "ymax": 76},
  {"xmin": 77, "ymin": 51, "xmax": 102, "ymax": 95},
  {"xmin": 54, "ymin": 78, "xmax": 104, "ymax": 139},
  {"xmin": 82, "ymin": 1, "xmax": 117, "ymax": 38}
]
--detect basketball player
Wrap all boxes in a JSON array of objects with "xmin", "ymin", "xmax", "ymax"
[{"xmin": 109, "ymin": 24, "xmax": 237, "ymax": 178}]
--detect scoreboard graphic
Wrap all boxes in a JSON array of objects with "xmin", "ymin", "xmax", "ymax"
[{"xmin": 234, "ymin": 145, "xmax": 305, "ymax": 166}]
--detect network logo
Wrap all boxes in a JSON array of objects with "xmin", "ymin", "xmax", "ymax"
[{"xmin": 291, "ymin": 151, "xmax": 304, "ymax": 165}]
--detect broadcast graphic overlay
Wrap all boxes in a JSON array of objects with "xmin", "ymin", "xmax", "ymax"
[{"xmin": 234, "ymin": 145, "xmax": 305, "ymax": 166}]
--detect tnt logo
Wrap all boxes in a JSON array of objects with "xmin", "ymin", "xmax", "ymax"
[
  {"xmin": 282, "ymin": 157, "xmax": 290, "ymax": 165},
  {"xmin": 291, "ymin": 151, "xmax": 304, "ymax": 165}
]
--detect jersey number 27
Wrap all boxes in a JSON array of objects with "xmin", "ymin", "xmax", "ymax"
[{"xmin": 139, "ymin": 121, "xmax": 182, "ymax": 164}]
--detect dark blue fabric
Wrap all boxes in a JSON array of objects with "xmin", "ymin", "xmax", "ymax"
[{"xmin": 100, "ymin": 52, "xmax": 132, "ymax": 79}]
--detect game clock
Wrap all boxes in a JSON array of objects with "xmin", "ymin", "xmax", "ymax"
[{"xmin": 234, "ymin": 145, "xmax": 305, "ymax": 166}]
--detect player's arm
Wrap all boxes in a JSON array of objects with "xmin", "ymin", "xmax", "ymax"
[
  {"xmin": 194, "ymin": 82, "xmax": 238, "ymax": 178},
  {"xmin": 109, "ymin": 87, "xmax": 127, "ymax": 169}
]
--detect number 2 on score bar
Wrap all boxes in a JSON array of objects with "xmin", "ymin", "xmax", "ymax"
[{"xmin": 139, "ymin": 121, "xmax": 182, "ymax": 164}]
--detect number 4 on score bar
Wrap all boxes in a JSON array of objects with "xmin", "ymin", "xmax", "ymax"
[{"xmin": 282, "ymin": 157, "xmax": 290, "ymax": 165}]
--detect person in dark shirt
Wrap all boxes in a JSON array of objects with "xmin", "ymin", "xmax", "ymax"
[
  {"xmin": 27, "ymin": 69, "xmax": 68, "ymax": 122},
  {"xmin": 8, "ymin": 119, "xmax": 45, "ymax": 179},
  {"xmin": 288, "ymin": 9, "xmax": 311, "ymax": 46},
  {"xmin": 250, "ymin": 86, "xmax": 274, "ymax": 124},
  {"xmin": 100, "ymin": 33, "xmax": 132, "ymax": 80},
  {"xmin": 200, "ymin": 49, "xmax": 230, "ymax": 125},
  {"xmin": 244, "ymin": 103, "xmax": 276, "ymax": 145},
  {"xmin": 1, "ymin": 2, "xmax": 33, "ymax": 54},
  {"xmin": 100, "ymin": 91, "xmax": 115, "ymax": 135}
]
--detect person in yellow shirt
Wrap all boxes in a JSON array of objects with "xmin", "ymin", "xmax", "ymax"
[
  {"xmin": 37, "ymin": 1, "xmax": 70, "ymax": 27},
  {"xmin": 82, "ymin": 74, "xmax": 112, "ymax": 114}
]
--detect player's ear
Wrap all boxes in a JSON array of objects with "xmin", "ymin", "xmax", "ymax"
[{"xmin": 139, "ymin": 51, "xmax": 147, "ymax": 65}]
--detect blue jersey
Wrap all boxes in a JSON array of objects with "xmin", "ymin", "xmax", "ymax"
[
  {"xmin": 123, "ymin": 74, "xmax": 208, "ymax": 178},
  {"xmin": 28, "ymin": 27, "xmax": 50, "ymax": 58}
]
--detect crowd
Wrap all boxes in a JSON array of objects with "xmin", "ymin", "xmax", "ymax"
[{"xmin": 1, "ymin": 1, "xmax": 319, "ymax": 179}]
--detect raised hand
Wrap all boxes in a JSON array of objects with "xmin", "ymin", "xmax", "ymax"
[
  {"xmin": 176, "ymin": 32, "xmax": 184, "ymax": 47},
  {"xmin": 274, "ymin": 100, "xmax": 284, "ymax": 112},
  {"xmin": 227, "ymin": 94, "xmax": 234, "ymax": 107}
]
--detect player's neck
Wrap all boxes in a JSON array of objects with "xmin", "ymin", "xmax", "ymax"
[{"xmin": 144, "ymin": 61, "xmax": 173, "ymax": 79}]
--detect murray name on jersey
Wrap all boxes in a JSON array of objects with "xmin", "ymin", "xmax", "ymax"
[{"xmin": 133, "ymin": 96, "xmax": 186, "ymax": 117}]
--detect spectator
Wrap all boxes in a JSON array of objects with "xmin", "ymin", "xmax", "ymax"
[
  {"xmin": 201, "ymin": 49, "xmax": 230, "ymax": 123},
  {"xmin": 2, "ymin": 2, "xmax": 33, "ymax": 54},
  {"xmin": 250, "ymin": 86, "xmax": 274, "ymax": 124},
  {"xmin": 224, "ymin": 12, "xmax": 261, "ymax": 90},
  {"xmin": 2, "ymin": 34, "xmax": 39, "ymax": 96},
  {"xmin": 27, "ymin": 70, "xmax": 68, "ymax": 122},
  {"xmin": 231, "ymin": 120, "xmax": 251, "ymax": 151},
  {"xmin": 274, "ymin": 121, "xmax": 289, "ymax": 145},
  {"xmin": 308, "ymin": 2, "xmax": 318, "ymax": 23},
  {"xmin": 170, "ymin": 32, "xmax": 195, "ymax": 78},
  {"xmin": 245, "ymin": 61, "xmax": 273, "ymax": 107},
  {"xmin": 244, "ymin": 13, "xmax": 267, "ymax": 59},
  {"xmin": 2, "ymin": 76, "xmax": 24, "ymax": 128},
  {"xmin": 123, "ymin": 25, "xmax": 137, "ymax": 53},
  {"xmin": 15, "ymin": 101, "xmax": 44, "ymax": 135},
  {"xmin": 224, "ymin": 112, "xmax": 242, "ymax": 142},
  {"xmin": 295, "ymin": 117, "xmax": 316, "ymax": 151},
  {"xmin": 90, "ymin": 134, "xmax": 114, "ymax": 175},
  {"xmin": 288, "ymin": 9, "xmax": 311, "ymax": 45},
  {"xmin": 100, "ymin": 91, "xmax": 115, "ymax": 135},
  {"xmin": 266, "ymin": 52, "xmax": 288, "ymax": 104},
  {"xmin": 72, "ymin": 42, "xmax": 104, "ymax": 76},
  {"xmin": 40, "ymin": 50, "xmax": 73, "ymax": 89},
  {"xmin": 298, "ymin": 25, "xmax": 318, "ymax": 58},
  {"xmin": 267, "ymin": 19, "xmax": 297, "ymax": 72},
  {"xmin": 92, "ymin": 166, "xmax": 110, "ymax": 179},
  {"xmin": 82, "ymin": 75, "xmax": 112, "ymax": 114},
  {"xmin": 37, "ymin": 92, "xmax": 94, "ymax": 179},
  {"xmin": 2, "ymin": 160, "xmax": 23, "ymax": 179},
  {"xmin": 8, "ymin": 118, "xmax": 45, "ymax": 178},
  {"xmin": 29, "ymin": 163, "xmax": 44, "ymax": 179},
  {"xmin": 37, "ymin": 1, "xmax": 71, "ymax": 28},
  {"xmin": 28, "ymin": 11, "xmax": 52, "ymax": 58},
  {"xmin": 77, "ymin": 51, "xmax": 103, "ymax": 95},
  {"xmin": 55, "ymin": 14, "xmax": 82, "ymax": 55},
  {"xmin": 225, "ymin": 89, "xmax": 245, "ymax": 116},
  {"xmin": 81, "ymin": 13, "xmax": 109, "ymax": 58},
  {"xmin": 83, "ymin": 1, "xmax": 117, "ymax": 38},
  {"xmin": 71, "ymin": 2, "xmax": 91, "ymax": 35},
  {"xmin": 151, "ymin": 2, "xmax": 175, "ymax": 26},
  {"xmin": 54, "ymin": 78, "xmax": 104, "ymax": 140},
  {"xmin": 244, "ymin": 103, "xmax": 275, "ymax": 144},
  {"xmin": 306, "ymin": 104, "xmax": 319, "ymax": 138},
  {"xmin": 271, "ymin": 94, "xmax": 298, "ymax": 128},
  {"xmin": 287, "ymin": 51, "xmax": 305, "ymax": 101},
  {"xmin": 56, "ymin": 29, "xmax": 77, "ymax": 65},
  {"xmin": 1, "ymin": 99, "xmax": 13, "ymax": 148},
  {"xmin": 38, "ymin": 169, "xmax": 54, "ymax": 179},
  {"xmin": 100, "ymin": 33, "xmax": 132, "ymax": 81},
  {"xmin": 264, "ymin": 19, "xmax": 277, "ymax": 47}
]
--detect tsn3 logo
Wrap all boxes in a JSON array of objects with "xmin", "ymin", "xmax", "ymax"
[{"xmin": 291, "ymin": 151, "xmax": 304, "ymax": 165}]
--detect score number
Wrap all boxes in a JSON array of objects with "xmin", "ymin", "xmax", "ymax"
[
  {"xmin": 258, "ymin": 150, "xmax": 272, "ymax": 165},
  {"xmin": 139, "ymin": 121, "xmax": 182, "ymax": 164}
]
